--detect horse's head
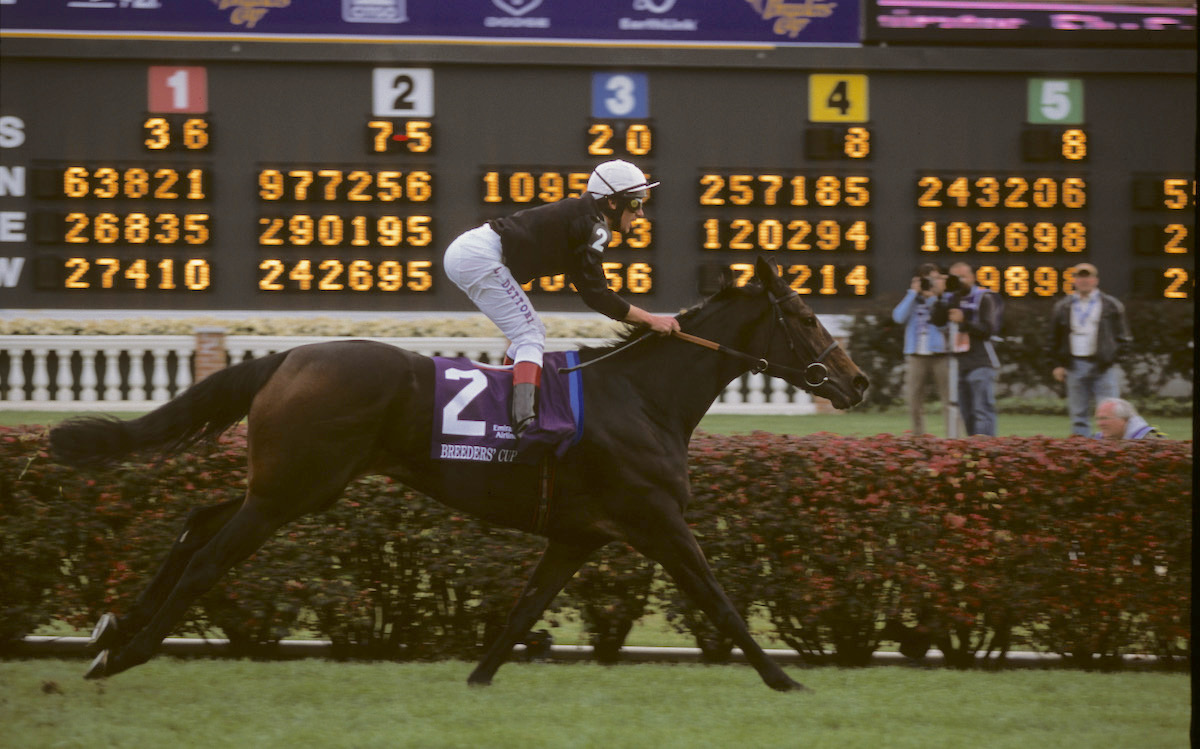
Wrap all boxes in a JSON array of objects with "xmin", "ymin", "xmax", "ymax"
[{"xmin": 749, "ymin": 257, "xmax": 869, "ymax": 410}]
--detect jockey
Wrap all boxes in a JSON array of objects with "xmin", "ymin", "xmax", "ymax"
[{"xmin": 444, "ymin": 159, "xmax": 680, "ymax": 438}]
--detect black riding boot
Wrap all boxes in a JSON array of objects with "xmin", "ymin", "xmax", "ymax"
[
  {"xmin": 511, "ymin": 382, "xmax": 539, "ymax": 439},
  {"xmin": 511, "ymin": 360, "xmax": 542, "ymax": 439}
]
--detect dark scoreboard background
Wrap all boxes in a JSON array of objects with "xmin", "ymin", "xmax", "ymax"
[{"xmin": 0, "ymin": 41, "xmax": 1194, "ymax": 314}]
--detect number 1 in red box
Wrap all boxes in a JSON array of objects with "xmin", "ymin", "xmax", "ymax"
[{"xmin": 148, "ymin": 67, "xmax": 208, "ymax": 113}]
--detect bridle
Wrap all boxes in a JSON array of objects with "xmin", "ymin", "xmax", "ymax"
[
  {"xmin": 671, "ymin": 289, "xmax": 839, "ymax": 390},
  {"xmin": 557, "ymin": 286, "xmax": 840, "ymax": 390}
]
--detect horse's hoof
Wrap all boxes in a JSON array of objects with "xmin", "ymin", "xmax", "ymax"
[
  {"xmin": 88, "ymin": 613, "xmax": 119, "ymax": 650},
  {"xmin": 84, "ymin": 650, "xmax": 109, "ymax": 680},
  {"xmin": 770, "ymin": 676, "xmax": 810, "ymax": 693},
  {"xmin": 466, "ymin": 674, "xmax": 493, "ymax": 688}
]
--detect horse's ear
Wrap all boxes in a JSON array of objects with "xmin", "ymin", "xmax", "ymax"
[{"xmin": 754, "ymin": 256, "xmax": 780, "ymax": 285}]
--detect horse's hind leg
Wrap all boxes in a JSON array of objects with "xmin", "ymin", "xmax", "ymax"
[
  {"xmin": 630, "ymin": 513, "xmax": 806, "ymax": 693},
  {"xmin": 91, "ymin": 498, "xmax": 242, "ymax": 651},
  {"xmin": 468, "ymin": 540, "xmax": 598, "ymax": 686},
  {"xmin": 87, "ymin": 495, "xmax": 291, "ymax": 679}
]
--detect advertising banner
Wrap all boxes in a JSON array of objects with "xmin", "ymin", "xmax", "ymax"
[
  {"xmin": 863, "ymin": 0, "xmax": 1195, "ymax": 46},
  {"xmin": 0, "ymin": 0, "xmax": 861, "ymax": 47}
]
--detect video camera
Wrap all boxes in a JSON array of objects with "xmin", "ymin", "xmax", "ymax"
[{"xmin": 919, "ymin": 272, "xmax": 962, "ymax": 294}]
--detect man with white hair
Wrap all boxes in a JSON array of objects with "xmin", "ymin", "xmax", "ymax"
[
  {"xmin": 444, "ymin": 159, "xmax": 679, "ymax": 437},
  {"xmin": 1093, "ymin": 397, "xmax": 1163, "ymax": 440}
]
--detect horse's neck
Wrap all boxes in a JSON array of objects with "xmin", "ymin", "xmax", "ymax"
[{"xmin": 615, "ymin": 298, "xmax": 768, "ymax": 436}]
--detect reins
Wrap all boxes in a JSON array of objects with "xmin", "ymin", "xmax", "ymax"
[
  {"xmin": 557, "ymin": 331, "xmax": 655, "ymax": 373},
  {"xmin": 671, "ymin": 329, "xmax": 837, "ymax": 389},
  {"xmin": 557, "ymin": 288, "xmax": 839, "ymax": 390}
]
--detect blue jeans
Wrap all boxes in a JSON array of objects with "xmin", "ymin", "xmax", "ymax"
[
  {"xmin": 959, "ymin": 367, "xmax": 996, "ymax": 436},
  {"xmin": 1066, "ymin": 359, "xmax": 1120, "ymax": 436}
]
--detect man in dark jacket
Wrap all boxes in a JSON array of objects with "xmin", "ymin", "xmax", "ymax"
[
  {"xmin": 932, "ymin": 262, "xmax": 1000, "ymax": 436},
  {"xmin": 1050, "ymin": 263, "xmax": 1132, "ymax": 436}
]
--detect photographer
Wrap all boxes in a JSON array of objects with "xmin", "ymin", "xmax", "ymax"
[
  {"xmin": 932, "ymin": 262, "xmax": 1000, "ymax": 436},
  {"xmin": 892, "ymin": 263, "xmax": 950, "ymax": 435}
]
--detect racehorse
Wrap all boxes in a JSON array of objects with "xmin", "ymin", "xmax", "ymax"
[{"xmin": 50, "ymin": 257, "xmax": 868, "ymax": 691}]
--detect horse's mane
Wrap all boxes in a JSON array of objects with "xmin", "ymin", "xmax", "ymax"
[{"xmin": 580, "ymin": 279, "xmax": 764, "ymax": 356}]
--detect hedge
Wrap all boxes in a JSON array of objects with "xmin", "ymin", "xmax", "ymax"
[{"xmin": 1, "ymin": 426, "xmax": 1190, "ymax": 669}]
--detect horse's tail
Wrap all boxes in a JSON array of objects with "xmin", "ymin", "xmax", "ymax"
[{"xmin": 49, "ymin": 351, "xmax": 291, "ymax": 467}]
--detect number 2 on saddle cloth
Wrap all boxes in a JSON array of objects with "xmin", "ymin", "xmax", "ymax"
[{"xmin": 431, "ymin": 351, "xmax": 583, "ymax": 466}]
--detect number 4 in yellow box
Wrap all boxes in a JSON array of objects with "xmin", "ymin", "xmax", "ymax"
[{"xmin": 809, "ymin": 74, "xmax": 869, "ymax": 123}]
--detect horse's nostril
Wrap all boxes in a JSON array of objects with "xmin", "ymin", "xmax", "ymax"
[{"xmin": 854, "ymin": 374, "xmax": 870, "ymax": 391}]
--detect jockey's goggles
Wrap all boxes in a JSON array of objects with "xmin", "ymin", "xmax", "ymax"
[{"xmin": 622, "ymin": 192, "xmax": 648, "ymax": 212}]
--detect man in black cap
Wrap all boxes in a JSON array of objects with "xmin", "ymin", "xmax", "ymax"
[
  {"xmin": 1049, "ymin": 263, "xmax": 1133, "ymax": 436},
  {"xmin": 933, "ymin": 261, "xmax": 1000, "ymax": 436}
]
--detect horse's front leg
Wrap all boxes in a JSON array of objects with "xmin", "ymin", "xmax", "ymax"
[
  {"xmin": 631, "ymin": 514, "xmax": 807, "ymax": 693},
  {"xmin": 468, "ymin": 539, "xmax": 597, "ymax": 686}
]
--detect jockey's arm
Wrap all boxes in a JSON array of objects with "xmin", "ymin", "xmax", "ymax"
[{"xmin": 625, "ymin": 304, "xmax": 680, "ymax": 335}]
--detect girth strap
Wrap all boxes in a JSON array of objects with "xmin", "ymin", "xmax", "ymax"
[{"xmin": 533, "ymin": 457, "xmax": 554, "ymax": 534}]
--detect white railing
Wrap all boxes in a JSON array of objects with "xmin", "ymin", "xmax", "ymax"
[
  {"xmin": 0, "ymin": 335, "xmax": 196, "ymax": 409},
  {"xmin": 0, "ymin": 335, "xmax": 825, "ymax": 414}
]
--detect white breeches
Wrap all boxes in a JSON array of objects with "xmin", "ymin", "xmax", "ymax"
[{"xmin": 444, "ymin": 224, "xmax": 546, "ymax": 367}]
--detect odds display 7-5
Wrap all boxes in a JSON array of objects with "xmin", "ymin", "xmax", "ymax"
[{"xmin": 0, "ymin": 49, "xmax": 1193, "ymax": 312}]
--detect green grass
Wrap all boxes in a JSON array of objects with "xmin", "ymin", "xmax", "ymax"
[
  {"xmin": 30, "ymin": 603, "xmax": 751, "ymax": 650},
  {"xmin": 0, "ymin": 410, "xmax": 139, "ymax": 427},
  {"xmin": 0, "ymin": 659, "xmax": 1188, "ymax": 749},
  {"xmin": 698, "ymin": 410, "xmax": 1193, "ymax": 439},
  {"xmin": 2, "ymin": 409, "xmax": 1191, "ymax": 439}
]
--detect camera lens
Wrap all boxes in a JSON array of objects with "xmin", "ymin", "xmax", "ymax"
[{"xmin": 920, "ymin": 277, "xmax": 932, "ymax": 291}]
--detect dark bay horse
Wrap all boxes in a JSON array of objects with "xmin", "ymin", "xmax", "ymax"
[{"xmin": 50, "ymin": 257, "xmax": 868, "ymax": 691}]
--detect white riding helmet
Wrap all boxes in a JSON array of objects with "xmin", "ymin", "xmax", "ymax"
[{"xmin": 586, "ymin": 159, "xmax": 660, "ymax": 200}]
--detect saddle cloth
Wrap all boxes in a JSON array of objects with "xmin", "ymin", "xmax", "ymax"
[{"xmin": 431, "ymin": 351, "xmax": 583, "ymax": 464}]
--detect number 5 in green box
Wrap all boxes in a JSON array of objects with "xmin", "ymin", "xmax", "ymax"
[{"xmin": 1028, "ymin": 79, "xmax": 1084, "ymax": 124}]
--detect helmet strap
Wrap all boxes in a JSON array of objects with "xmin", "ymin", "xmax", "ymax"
[{"xmin": 599, "ymin": 196, "xmax": 623, "ymax": 225}]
